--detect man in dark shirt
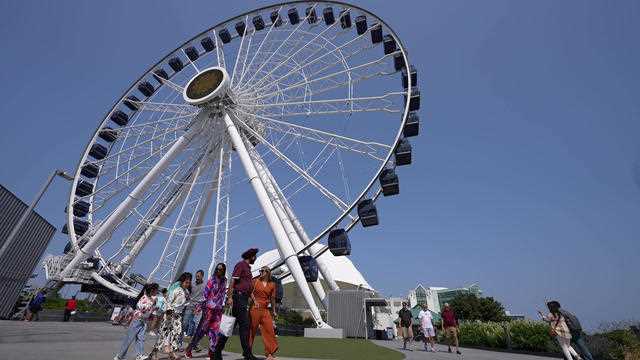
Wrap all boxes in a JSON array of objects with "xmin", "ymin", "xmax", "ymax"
[
  {"xmin": 398, "ymin": 302, "xmax": 414, "ymax": 350},
  {"xmin": 441, "ymin": 303, "xmax": 461, "ymax": 354},
  {"xmin": 223, "ymin": 248, "xmax": 259, "ymax": 360}
]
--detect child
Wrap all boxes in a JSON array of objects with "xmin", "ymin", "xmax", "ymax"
[
  {"xmin": 148, "ymin": 288, "xmax": 167, "ymax": 336},
  {"xmin": 114, "ymin": 283, "xmax": 159, "ymax": 360}
]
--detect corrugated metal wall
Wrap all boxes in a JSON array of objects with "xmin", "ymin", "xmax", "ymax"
[
  {"xmin": 327, "ymin": 289, "xmax": 377, "ymax": 338},
  {"xmin": 0, "ymin": 185, "xmax": 56, "ymax": 319}
]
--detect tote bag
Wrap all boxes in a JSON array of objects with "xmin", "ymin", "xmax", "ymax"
[{"xmin": 219, "ymin": 307, "xmax": 236, "ymax": 337}]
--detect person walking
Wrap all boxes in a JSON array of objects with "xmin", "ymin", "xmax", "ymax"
[
  {"xmin": 25, "ymin": 289, "xmax": 46, "ymax": 321},
  {"xmin": 441, "ymin": 303, "xmax": 461, "ymax": 355},
  {"xmin": 398, "ymin": 302, "xmax": 414, "ymax": 351},
  {"xmin": 224, "ymin": 248, "xmax": 259, "ymax": 360},
  {"xmin": 148, "ymin": 288, "xmax": 167, "ymax": 336},
  {"xmin": 183, "ymin": 270, "xmax": 205, "ymax": 341},
  {"xmin": 188, "ymin": 270, "xmax": 206, "ymax": 343},
  {"xmin": 554, "ymin": 301, "xmax": 593, "ymax": 360},
  {"xmin": 249, "ymin": 266, "xmax": 279, "ymax": 360},
  {"xmin": 151, "ymin": 272, "xmax": 192, "ymax": 360},
  {"xmin": 539, "ymin": 302, "xmax": 582, "ymax": 360},
  {"xmin": 63, "ymin": 295, "xmax": 77, "ymax": 322},
  {"xmin": 114, "ymin": 283, "xmax": 159, "ymax": 360},
  {"xmin": 185, "ymin": 263, "xmax": 227, "ymax": 360},
  {"xmin": 418, "ymin": 304, "xmax": 436, "ymax": 352}
]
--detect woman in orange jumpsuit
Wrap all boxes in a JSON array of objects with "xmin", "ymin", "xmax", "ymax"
[{"xmin": 249, "ymin": 266, "xmax": 278, "ymax": 360}]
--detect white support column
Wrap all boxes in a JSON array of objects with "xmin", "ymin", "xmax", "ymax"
[
  {"xmin": 60, "ymin": 125, "xmax": 199, "ymax": 279},
  {"xmin": 223, "ymin": 112, "xmax": 328, "ymax": 327},
  {"xmin": 264, "ymin": 166, "xmax": 340, "ymax": 292},
  {"xmin": 208, "ymin": 146, "xmax": 227, "ymax": 277},
  {"xmin": 223, "ymin": 154, "xmax": 231, "ymax": 265},
  {"xmin": 250, "ymin": 147, "xmax": 329, "ymax": 307}
]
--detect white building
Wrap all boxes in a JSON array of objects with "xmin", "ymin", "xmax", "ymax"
[
  {"xmin": 408, "ymin": 284, "xmax": 443, "ymax": 313},
  {"xmin": 252, "ymin": 249, "xmax": 373, "ymax": 311}
]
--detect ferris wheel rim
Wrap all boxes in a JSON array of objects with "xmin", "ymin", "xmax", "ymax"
[{"xmin": 65, "ymin": 0, "xmax": 415, "ymax": 282}]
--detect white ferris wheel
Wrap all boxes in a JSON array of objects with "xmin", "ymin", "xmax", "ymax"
[{"xmin": 44, "ymin": 0, "xmax": 420, "ymax": 327}]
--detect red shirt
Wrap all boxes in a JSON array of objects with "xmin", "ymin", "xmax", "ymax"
[
  {"xmin": 442, "ymin": 307, "xmax": 457, "ymax": 327},
  {"xmin": 65, "ymin": 299, "xmax": 77, "ymax": 311},
  {"xmin": 232, "ymin": 260, "xmax": 253, "ymax": 293}
]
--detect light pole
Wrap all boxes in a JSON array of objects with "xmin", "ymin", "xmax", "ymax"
[{"xmin": 0, "ymin": 169, "xmax": 74, "ymax": 261}]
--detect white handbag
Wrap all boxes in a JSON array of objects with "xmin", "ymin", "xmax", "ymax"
[{"xmin": 219, "ymin": 307, "xmax": 236, "ymax": 337}]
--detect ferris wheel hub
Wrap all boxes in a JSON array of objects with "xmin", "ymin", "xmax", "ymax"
[{"xmin": 183, "ymin": 66, "xmax": 230, "ymax": 106}]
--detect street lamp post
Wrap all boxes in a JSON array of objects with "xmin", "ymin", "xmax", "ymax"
[{"xmin": 0, "ymin": 169, "xmax": 74, "ymax": 261}]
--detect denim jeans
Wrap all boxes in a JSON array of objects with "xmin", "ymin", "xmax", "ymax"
[
  {"xmin": 117, "ymin": 318, "xmax": 146, "ymax": 359},
  {"xmin": 571, "ymin": 332, "xmax": 594, "ymax": 360},
  {"xmin": 182, "ymin": 307, "xmax": 195, "ymax": 337}
]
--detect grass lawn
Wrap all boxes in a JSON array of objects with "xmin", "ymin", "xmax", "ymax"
[{"xmin": 200, "ymin": 335, "xmax": 403, "ymax": 360}]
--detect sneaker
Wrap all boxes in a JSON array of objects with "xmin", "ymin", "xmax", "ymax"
[
  {"xmin": 456, "ymin": 350, "xmax": 462, "ymax": 355},
  {"xmin": 185, "ymin": 348, "xmax": 193, "ymax": 358},
  {"xmin": 148, "ymin": 331, "xmax": 157, "ymax": 336}
]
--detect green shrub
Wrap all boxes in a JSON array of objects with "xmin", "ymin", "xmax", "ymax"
[{"xmin": 508, "ymin": 320, "xmax": 558, "ymax": 352}]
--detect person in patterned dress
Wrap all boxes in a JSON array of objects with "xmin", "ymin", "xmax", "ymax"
[
  {"xmin": 185, "ymin": 263, "xmax": 227, "ymax": 360},
  {"xmin": 150, "ymin": 272, "xmax": 192, "ymax": 360},
  {"xmin": 114, "ymin": 283, "xmax": 159, "ymax": 360}
]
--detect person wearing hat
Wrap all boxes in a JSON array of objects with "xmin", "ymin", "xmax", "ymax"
[{"xmin": 224, "ymin": 248, "xmax": 259, "ymax": 360}]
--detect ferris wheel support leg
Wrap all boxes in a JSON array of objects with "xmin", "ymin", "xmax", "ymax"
[
  {"xmin": 223, "ymin": 112, "xmax": 329, "ymax": 328},
  {"xmin": 263, "ymin": 167, "xmax": 340, "ymax": 293},
  {"xmin": 208, "ymin": 146, "xmax": 227, "ymax": 278},
  {"xmin": 59, "ymin": 125, "xmax": 199, "ymax": 280},
  {"xmin": 249, "ymin": 147, "xmax": 328, "ymax": 308}
]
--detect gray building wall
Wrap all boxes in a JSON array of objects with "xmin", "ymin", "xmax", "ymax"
[{"xmin": 0, "ymin": 185, "xmax": 56, "ymax": 318}]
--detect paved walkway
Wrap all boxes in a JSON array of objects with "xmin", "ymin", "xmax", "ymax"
[
  {"xmin": 0, "ymin": 320, "xmax": 313, "ymax": 360},
  {"xmin": 371, "ymin": 340, "xmax": 558, "ymax": 360}
]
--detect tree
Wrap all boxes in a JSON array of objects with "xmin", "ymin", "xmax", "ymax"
[{"xmin": 449, "ymin": 293, "xmax": 508, "ymax": 322}]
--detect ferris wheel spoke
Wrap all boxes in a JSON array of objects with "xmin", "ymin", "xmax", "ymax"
[
  {"xmin": 237, "ymin": 92, "xmax": 404, "ymax": 117},
  {"xmin": 153, "ymin": 75, "xmax": 185, "ymax": 94},
  {"xmin": 233, "ymin": 114, "xmax": 350, "ymax": 212},
  {"xmin": 244, "ymin": 6, "xmax": 349, "ymax": 91},
  {"xmin": 234, "ymin": 108, "xmax": 390, "ymax": 161},
  {"xmin": 237, "ymin": 3, "xmax": 320, "ymax": 90},
  {"xmin": 243, "ymin": 51, "xmax": 398, "ymax": 102},
  {"xmin": 131, "ymin": 100, "xmax": 196, "ymax": 115},
  {"xmin": 212, "ymin": 29, "xmax": 226, "ymax": 68},
  {"xmin": 247, "ymin": 19, "xmax": 379, "ymax": 93},
  {"xmin": 233, "ymin": 10, "xmax": 283, "ymax": 90},
  {"xmin": 230, "ymin": 15, "xmax": 252, "ymax": 86},
  {"xmin": 90, "ymin": 123, "xmax": 190, "ymax": 166}
]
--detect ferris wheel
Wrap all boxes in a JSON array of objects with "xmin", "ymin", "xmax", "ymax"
[{"xmin": 45, "ymin": 0, "xmax": 420, "ymax": 327}]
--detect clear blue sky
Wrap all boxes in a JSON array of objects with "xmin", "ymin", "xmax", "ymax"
[{"xmin": 1, "ymin": 1, "xmax": 638, "ymax": 330}]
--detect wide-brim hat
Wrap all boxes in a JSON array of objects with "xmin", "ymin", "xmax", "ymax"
[{"xmin": 241, "ymin": 248, "xmax": 259, "ymax": 259}]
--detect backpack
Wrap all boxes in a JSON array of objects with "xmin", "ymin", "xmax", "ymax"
[{"xmin": 560, "ymin": 309, "xmax": 582, "ymax": 333}]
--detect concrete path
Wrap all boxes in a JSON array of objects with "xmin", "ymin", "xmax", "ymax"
[
  {"xmin": 0, "ymin": 320, "xmax": 315, "ymax": 360},
  {"xmin": 371, "ymin": 339, "xmax": 558, "ymax": 360}
]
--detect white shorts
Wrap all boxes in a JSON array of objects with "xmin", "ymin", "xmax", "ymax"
[{"xmin": 422, "ymin": 327, "xmax": 435, "ymax": 337}]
